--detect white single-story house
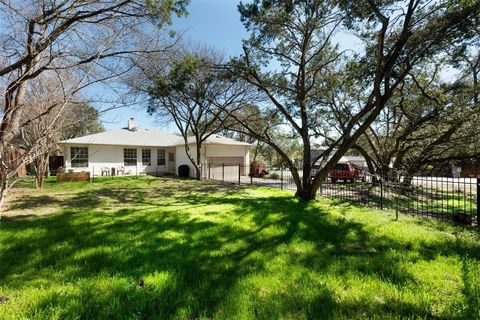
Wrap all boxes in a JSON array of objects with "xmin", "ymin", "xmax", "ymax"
[{"xmin": 59, "ymin": 119, "xmax": 251, "ymax": 178}]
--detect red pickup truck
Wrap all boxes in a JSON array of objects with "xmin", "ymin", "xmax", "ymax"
[{"xmin": 329, "ymin": 163, "xmax": 365, "ymax": 183}]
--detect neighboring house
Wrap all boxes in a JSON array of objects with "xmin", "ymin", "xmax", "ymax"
[
  {"xmin": 342, "ymin": 156, "xmax": 368, "ymax": 169},
  {"xmin": 59, "ymin": 119, "xmax": 251, "ymax": 178},
  {"xmin": 311, "ymin": 148, "xmax": 368, "ymax": 169}
]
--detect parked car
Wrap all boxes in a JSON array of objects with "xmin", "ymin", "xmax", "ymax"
[{"xmin": 329, "ymin": 163, "xmax": 365, "ymax": 183}]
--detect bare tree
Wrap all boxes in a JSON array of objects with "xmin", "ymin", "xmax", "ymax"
[
  {"xmin": 18, "ymin": 73, "xmax": 103, "ymax": 188},
  {"xmin": 0, "ymin": 0, "xmax": 187, "ymax": 208}
]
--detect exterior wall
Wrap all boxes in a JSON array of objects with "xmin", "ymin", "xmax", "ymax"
[
  {"xmin": 63, "ymin": 142, "xmax": 250, "ymax": 179},
  {"xmin": 175, "ymin": 145, "xmax": 199, "ymax": 177},
  {"xmin": 64, "ymin": 144, "xmax": 175, "ymax": 176},
  {"xmin": 206, "ymin": 145, "xmax": 250, "ymax": 167},
  {"xmin": 206, "ymin": 157, "xmax": 246, "ymax": 177}
]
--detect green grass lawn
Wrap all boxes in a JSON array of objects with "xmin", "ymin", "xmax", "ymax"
[{"xmin": 1, "ymin": 176, "xmax": 479, "ymax": 319}]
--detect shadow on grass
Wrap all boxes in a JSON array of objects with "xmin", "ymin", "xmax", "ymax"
[
  {"xmin": 8, "ymin": 178, "xmax": 245, "ymax": 212},
  {"xmin": 1, "ymin": 177, "xmax": 479, "ymax": 318}
]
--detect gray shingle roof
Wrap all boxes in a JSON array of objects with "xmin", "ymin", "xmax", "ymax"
[{"xmin": 59, "ymin": 128, "xmax": 251, "ymax": 147}]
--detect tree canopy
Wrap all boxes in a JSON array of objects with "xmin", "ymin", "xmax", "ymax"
[{"xmin": 224, "ymin": 0, "xmax": 480, "ymax": 199}]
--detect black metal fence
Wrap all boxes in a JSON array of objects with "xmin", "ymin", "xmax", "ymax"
[{"xmin": 203, "ymin": 163, "xmax": 479, "ymax": 227}]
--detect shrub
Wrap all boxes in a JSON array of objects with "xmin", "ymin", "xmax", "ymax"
[{"xmin": 269, "ymin": 172, "xmax": 280, "ymax": 179}]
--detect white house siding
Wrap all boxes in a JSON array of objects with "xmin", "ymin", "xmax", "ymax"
[
  {"xmin": 175, "ymin": 145, "xmax": 199, "ymax": 177},
  {"xmin": 64, "ymin": 144, "xmax": 175, "ymax": 176},
  {"xmin": 205, "ymin": 145, "xmax": 250, "ymax": 179},
  {"xmin": 63, "ymin": 142, "xmax": 250, "ymax": 179},
  {"xmin": 205, "ymin": 145, "xmax": 250, "ymax": 166}
]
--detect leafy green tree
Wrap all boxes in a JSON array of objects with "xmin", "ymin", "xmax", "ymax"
[
  {"xmin": 147, "ymin": 49, "xmax": 254, "ymax": 179},
  {"xmin": 62, "ymin": 104, "xmax": 104, "ymax": 139},
  {"xmin": 352, "ymin": 69, "xmax": 479, "ymax": 180},
  {"xmin": 352, "ymin": 18, "xmax": 480, "ymax": 180},
  {"xmin": 226, "ymin": 0, "xmax": 479, "ymax": 200}
]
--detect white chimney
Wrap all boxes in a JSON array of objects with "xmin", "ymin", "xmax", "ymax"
[{"xmin": 128, "ymin": 118, "xmax": 138, "ymax": 131}]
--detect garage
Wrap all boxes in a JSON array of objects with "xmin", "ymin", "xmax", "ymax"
[
  {"xmin": 207, "ymin": 156, "xmax": 244, "ymax": 165},
  {"xmin": 207, "ymin": 156, "xmax": 246, "ymax": 175}
]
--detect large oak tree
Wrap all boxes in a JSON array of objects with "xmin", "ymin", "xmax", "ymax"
[{"xmin": 226, "ymin": 0, "xmax": 480, "ymax": 200}]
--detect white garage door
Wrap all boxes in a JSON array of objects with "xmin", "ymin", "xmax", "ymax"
[
  {"xmin": 207, "ymin": 156, "xmax": 246, "ymax": 176},
  {"xmin": 207, "ymin": 156, "xmax": 244, "ymax": 165}
]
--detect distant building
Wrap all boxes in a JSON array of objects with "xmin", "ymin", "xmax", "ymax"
[
  {"xmin": 311, "ymin": 147, "xmax": 368, "ymax": 169},
  {"xmin": 342, "ymin": 156, "xmax": 368, "ymax": 169}
]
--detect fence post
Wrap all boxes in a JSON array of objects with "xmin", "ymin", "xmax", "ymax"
[
  {"xmin": 250, "ymin": 164, "xmax": 253, "ymax": 185},
  {"xmin": 380, "ymin": 178, "xmax": 384, "ymax": 210},
  {"xmin": 477, "ymin": 176, "xmax": 479, "ymax": 228},
  {"xmin": 208, "ymin": 163, "xmax": 211, "ymax": 180},
  {"xmin": 222, "ymin": 163, "xmax": 225, "ymax": 182},
  {"xmin": 238, "ymin": 163, "xmax": 241, "ymax": 185},
  {"xmin": 92, "ymin": 166, "xmax": 94, "ymax": 183},
  {"xmin": 281, "ymin": 166, "xmax": 284, "ymax": 190}
]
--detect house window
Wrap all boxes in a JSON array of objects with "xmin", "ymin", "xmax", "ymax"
[
  {"xmin": 124, "ymin": 148, "xmax": 137, "ymax": 166},
  {"xmin": 157, "ymin": 149, "xmax": 165, "ymax": 165},
  {"xmin": 169, "ymin": 152, "xmax": 175, "ymax": 162},
  {"xmin": 71, "ymin": 147, "xmax": 88, "ymax": 168},
  {"xmin": 142, "ymin": 149, "xmax": 151, "ymax": 166}
]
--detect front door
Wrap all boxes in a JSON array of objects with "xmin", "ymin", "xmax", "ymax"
[{"xmin": 168, "ymin": 152, "xmax": 175, "ymax": 172}]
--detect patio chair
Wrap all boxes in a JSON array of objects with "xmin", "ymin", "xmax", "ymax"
[
  {"xmin": 101, "ymin": 167, "xmax": 110, "ymax": 176},
  {"xmin": 116, "ymin": 166, "xmax": 125, "ymax": 175}
]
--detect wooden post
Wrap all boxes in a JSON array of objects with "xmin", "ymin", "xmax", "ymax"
[
  {"xmin": 238, "ymin": 163, "xmax": 241, "ymax": 185},
  {"xmin": 222, "ymin": 163, "xmax": 225, "ymax": 182},
  {"xmin": 208, "ymin": 163, "xmax": 211, "ymax": 180}
]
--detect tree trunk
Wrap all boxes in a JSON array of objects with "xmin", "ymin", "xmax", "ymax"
[
  {"xmin": 35, "ymin": 153, "xmax": 49, "ymax": 188},
  {"xmin": 295, "ymin": 185, "xmax": 317, "ymax": 200},
  {"xmin": 195, "ymin": 143, "xmax": 202, "ymax": 180},
  {"xmin": 401, "ymin": 165, "xmax": 419, "ymax": 188}
]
